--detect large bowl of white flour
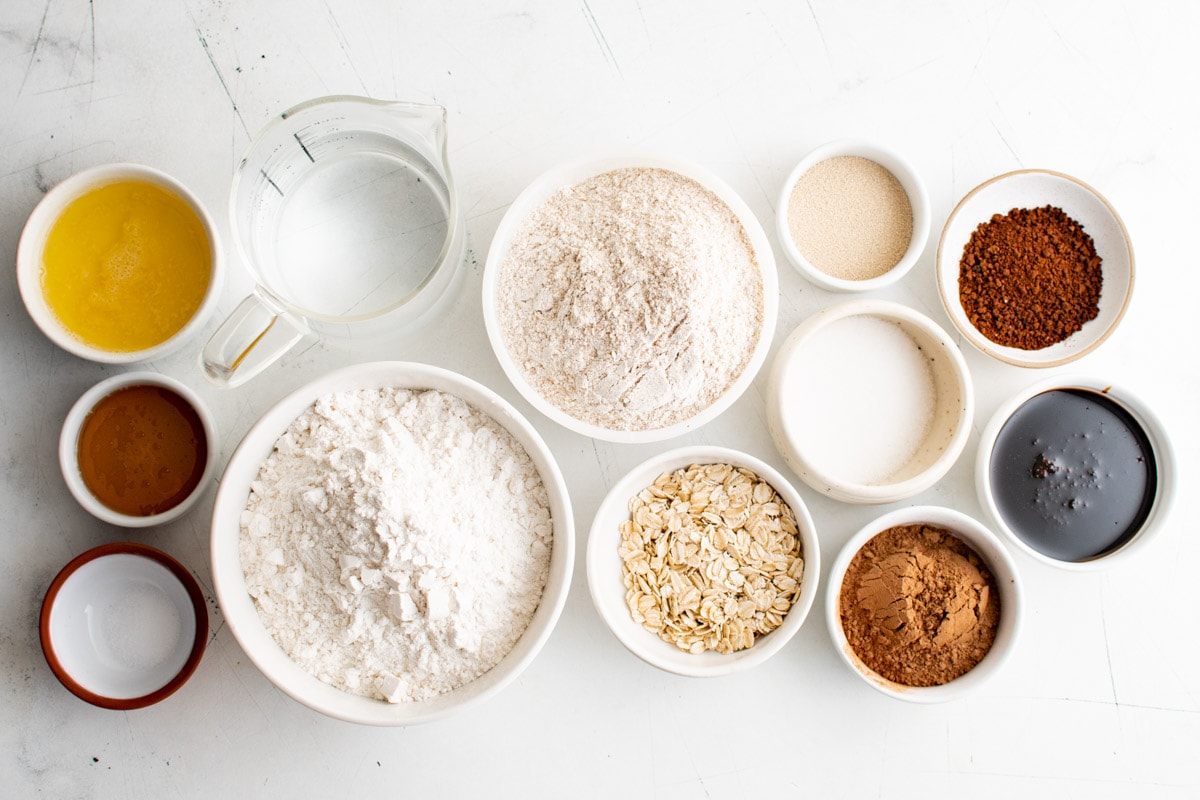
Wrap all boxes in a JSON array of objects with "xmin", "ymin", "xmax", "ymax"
[
  {"xmin": 211, "ymin": 362, "xmax": 574, "ymax": 725},
  {"xmin": 483, "ymin": 154, "xmax": 779, "ymax": 443}
]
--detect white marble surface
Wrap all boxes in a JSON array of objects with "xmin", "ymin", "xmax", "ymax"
[{"xmin": 2, "ymin": 1, "xmax": 1197, "ymax": 796}]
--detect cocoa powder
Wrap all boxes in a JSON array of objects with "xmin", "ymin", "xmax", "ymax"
[
  {"xmin": 838, "ymin": 524, "xmax": 1000, "ymax": 687},
  {"xmin": 958, "ymin": 205, "xmax": 1101, "ymax": 350}
]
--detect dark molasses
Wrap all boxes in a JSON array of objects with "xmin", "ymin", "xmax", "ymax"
[{"xmin": 989, "ymin": 389, "xmax": 1156, "ymax": 562}]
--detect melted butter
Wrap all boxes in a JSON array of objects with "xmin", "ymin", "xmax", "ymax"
[{"xmin": 41, "ymin": 180, "xmax": 211, "ymax": 352}]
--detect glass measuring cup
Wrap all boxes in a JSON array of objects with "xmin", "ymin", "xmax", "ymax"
[{"xmin": 202, "ymin": 96, "xmax": 465, "ymax": 387}]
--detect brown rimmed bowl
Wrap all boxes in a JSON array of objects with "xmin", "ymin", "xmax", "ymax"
[{"xmin": 40, "ymin": 542, "xmax": 208, "ymax": 709}]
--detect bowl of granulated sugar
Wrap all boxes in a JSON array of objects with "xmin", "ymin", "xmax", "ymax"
[
  {"xmin": 778, "ymin": 140, "xmax": 930, "ymax": 292},
  {"xmin": 211, "ymin": 361, "xmax": 574, "ymax": 726},
  {"xmin": 483, "ymin": 153, "xmax": 778, "ymax": 443},
  {"xmin": 766, "ymin": 299, "xmax": 973, "ymax": 504}
]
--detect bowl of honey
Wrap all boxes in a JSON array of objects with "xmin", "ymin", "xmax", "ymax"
[
  {"xmin": 17, "ymin": 163, "xmax": 223, "ymax": 363},
  {"xmin": 59, "ymin": 372, "xmax": 217, "ymax": 527}
]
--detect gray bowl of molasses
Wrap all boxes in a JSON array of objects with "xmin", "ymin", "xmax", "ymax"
[{"xmin": 976, "ymin": 376, "xmax": 1175, "ymax": 570}]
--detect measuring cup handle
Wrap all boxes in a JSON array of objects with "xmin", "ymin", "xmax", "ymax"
[{"xmin": 201, "ymin": 293, "xmax": 309, "ymax": 387}]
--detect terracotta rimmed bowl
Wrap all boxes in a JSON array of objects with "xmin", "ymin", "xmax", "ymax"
[
  {"xmin": 40, "ymin": 542, "xmax": 208, "ymax": 709},
  {"xmin": 936, "ymin": 169, "xmax": 1133, "ymax": 368}
]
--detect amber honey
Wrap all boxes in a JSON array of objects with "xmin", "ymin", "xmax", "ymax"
[{"xmin": 76, "ymin": 384, "xmax": 207, "ymax": 517}]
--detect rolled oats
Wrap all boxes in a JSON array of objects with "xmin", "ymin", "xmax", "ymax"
[{"xmin": 619, "ymin": 463, "xmax": 804, "ymax": 654}]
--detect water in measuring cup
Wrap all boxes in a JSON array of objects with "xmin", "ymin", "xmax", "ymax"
[{"xmin": 270, "ymin": 134, "xmax": 451, "ymax": 319}]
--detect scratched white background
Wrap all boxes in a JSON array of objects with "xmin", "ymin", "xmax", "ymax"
[{"xmin": 2, "ymin": 1, "xmax": 1197, "ymax": 797}]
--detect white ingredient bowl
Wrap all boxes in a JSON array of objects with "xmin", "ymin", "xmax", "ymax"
[
  {"xmin": 59, "ymin": 371, "xmax": 218, "ymax": 528},
  {"xmin": 40, "ymin": 542, "xmax": 208, "ymax": 709},
  {"xmin": 482, "ymin": 153, "xmax": 778, "ymax": 443},
  {"xmin": 976, "ymin": 375, "xmax": 1176, "ymax": 570},
  {"xmin": 586, "ymin": 446, "xmax": 820, "ymax": 677},
  {"xmin": 936, "ymin": 169, "xmax": 1134, "ymax": 367},
  {"xmin": 825, "ymin": 506, "xmax": 1022, "ymax": 703},
  {"xmin": 776, "ymin": 139, "xmax": 930, "ymax": 293},
  {"xmin": 210, "ymin": 361, "xmax": 574, "ymax": 725},
  {"xmin": 766, "ymin": 299, "xmax": 973, "ymax": 504},
  {"xmin": 16, "ymin": 163, "xmax": 224, "ymax": 364}
]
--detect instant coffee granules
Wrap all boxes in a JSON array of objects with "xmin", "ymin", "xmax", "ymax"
[
  {"xmin": 839, "ymin": 524, "xmax": 1000, "ymax": 687},
  {"xmin": 958, "ymin": 205, "xmax": 1101, "ymax": 350}
]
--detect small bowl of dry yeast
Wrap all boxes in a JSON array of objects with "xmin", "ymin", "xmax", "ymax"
[{"xmin": 777, "ymin": 139, "xmax": 931, "ymax": 292}]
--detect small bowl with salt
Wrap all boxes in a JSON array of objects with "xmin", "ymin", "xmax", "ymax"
[
  {"xmin": 826, "ymin": 505, "xmax": 1021, "ymax": 703},
  {"xmin": 935, "ymin": 169, "xmax": 1134, "ymax": 367},
  {"xmin": 586, "ymin": 445, "xmax": 820, "ymax": 677},
  {"xmin": 40, "ymin": 542, "xmax": 208, "ymax": 709},
  {"xmin": 766, "ymin": 299, "xmax": 973, "ymax": 504},
  {"xmin": 482, "ymin": 153, "xmax": 778, "ymax": 443},
  {"xmin": 777, "ymin": 139, "xmax": 931, "ymax": 292}
]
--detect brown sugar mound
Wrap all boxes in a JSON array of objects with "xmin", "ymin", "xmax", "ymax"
[
  {"xmin": 838, "ymin": 524, "xmax": 1001, "ymax": 687},
  {"xmin": 958, "ymin": 205, "xmax": 1102, "ymax": 350}
]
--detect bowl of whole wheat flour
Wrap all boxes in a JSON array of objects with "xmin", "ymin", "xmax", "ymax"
[
  {"xmin": 211, "ymin": 361, "xmax": 574, "ymax": 725},
  {"xmin": 483, "ymin": 154, "xmax": 779, "ymax": 443}
]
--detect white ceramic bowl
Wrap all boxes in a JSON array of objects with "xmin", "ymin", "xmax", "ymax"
[
  {"xmin": 481, "ymin": 153, "xmax": 779, "ymax": 443},
  {"xmin": 210, "ymin": 361, "xmax": 574, "ymax": 725},
  {"xmin": 40, "ymin": 542, "xmax": 208, "ymax": 709},
  {"xmin": 16, "ymin": 163, "xmax": 224, "ymax": 363},
  {"xmin": 586, "ymin": 446, "xmax": 819, "ymax": 677},
  {"xmin": 766, "ymin": 299, "xmax": 973, "ymax": 504},
  {"xmin": 776, "ymin": 139, "xmax": 931, "ymax": 292},
  {"xmin": 59, "ymin": 371, "xmax": 218, "ymax": 528},
  {"xmin": 976, "ymin": 375, "xmax": 1175, "ymax": 570},
  {"xmin": 936, "ymin": 169, "xmax": 1134, "ymax": 367},
  {"xmin": 825, "ymin": 506, "xmax": 1021, "ymax": 703}
]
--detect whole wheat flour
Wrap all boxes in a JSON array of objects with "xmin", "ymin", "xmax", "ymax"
[
  {"xmin": 496, "ymin": 167, "xmax": 764, "ymax": 431},
  {"xmin": 240, "ymin": 387, "xmax": 553, "ymax": 703}
]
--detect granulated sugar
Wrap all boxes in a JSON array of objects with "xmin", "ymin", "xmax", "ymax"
[
  {"xmin": 240, "ymin": 387, "xmax": 552, "ymax": 703},
  {"xmin": 782, "ymin": 315, "xmax": 936, "ymax": 484},
  {"xmin": 786, "ymin": 156, "xmax": 912, "ymax": 281},
  {"xmin": 496, "ymin": 167, "xmax": 763, "ymax": 432}
]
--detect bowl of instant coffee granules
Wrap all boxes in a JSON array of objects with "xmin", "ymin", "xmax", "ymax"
[
  {"xmin": 826, "ymin": 505, "xmax": 1022, "ymax": 702},
  {"xmin": 936, "ymin": 169, "xmax": 1134, "ymax": 368},
  {"xmin": 483, "ymin": 153, "xmax": 778, "ymax": 443}
]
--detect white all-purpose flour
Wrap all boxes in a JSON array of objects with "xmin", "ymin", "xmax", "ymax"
[{"xmin": 240, "ymin": 387, "xmax": 553, "ymax": 703}]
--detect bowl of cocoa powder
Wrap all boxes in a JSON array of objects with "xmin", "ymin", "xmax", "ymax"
[
  {"xmin": 826, "ymin": 505, "xmax": 1022, "ymax": 702},
  {"xmin": 936, "ymin": 169, "xmax": 1134, "ymax": 368}
]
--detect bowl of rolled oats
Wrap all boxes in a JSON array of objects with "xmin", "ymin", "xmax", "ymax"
[{"xmin": 586, "ymin": 446, "xmax": 819, "ymax": 676}]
